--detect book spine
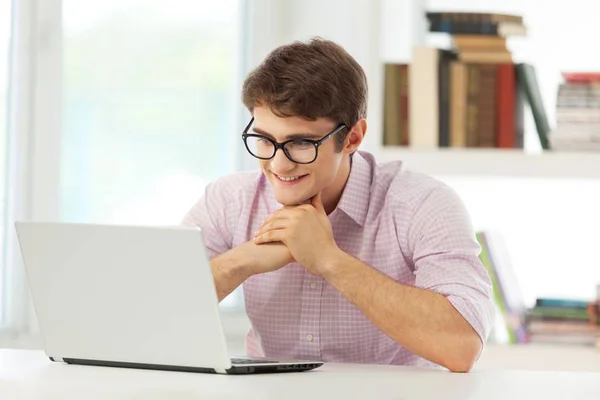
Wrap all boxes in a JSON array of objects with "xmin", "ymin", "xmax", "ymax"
[
  {"xmin": 449, "ymin": 61, "xmax": 467, "ymax": 147},
  {"xmin": 514, "ymin": 73, "xmax": 525, "ymax": 149},
  {"xmin": 430, "ymin": 21, "xmax": 503, "ymax": 35},
  {"xmin": 477, "ymin": 64, "xmax": 497, "ymax": 148},
  {"xmin": 438, "ymin": 51, "xmax": 454, "ymax": 147},
  {"xmin": 399, "ymin": 65, "xmax": 410, "ymax": 146},
  {"xmin": 535, "ymin": 298, "xmax": 590, "ymax": 309},
  {"xmin": 496, "ymin": 63, "xmax": 516, "ymax": 148},
  {"xmin": 466, "ymin": 64, "xmax": 480, "ymax": 147}
]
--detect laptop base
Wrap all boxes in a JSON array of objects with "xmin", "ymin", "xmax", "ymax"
[{"xmin": 50, "ymin": 357, "xmax": 323, "ymax": 375}]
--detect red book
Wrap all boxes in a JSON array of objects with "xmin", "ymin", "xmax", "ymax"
[
  {"xmin": 496, "ymin": 63, "xmax": 516, "ymax": 148},
  {"xmin": 562, "ymin": 72, "xmax": 600, "ymax": 84}
]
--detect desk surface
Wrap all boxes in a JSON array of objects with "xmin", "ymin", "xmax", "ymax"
[{"xmin": 1, "ymin": 349, "xmax": 600, "ymax": 400}]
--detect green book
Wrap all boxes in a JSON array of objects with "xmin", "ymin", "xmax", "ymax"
[
  {"xmin": 528, "ymin": 306, "xmax": 589, "ymax": 321},
  {"xmin": 476, "ymin": 232, "xmax": 515, "ymax": 343},
  {"xmin": 515, "ymin": 63, "xmax": 551, "ymax": 150}
]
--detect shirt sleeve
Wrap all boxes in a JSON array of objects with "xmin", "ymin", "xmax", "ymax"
[
  {"xmin": 407, "ymin": 184, "xmax": 496, "ymax": 347},
  {"xmin": 180, "ymin": 181, "xmax": 232, "ymax": 260}
]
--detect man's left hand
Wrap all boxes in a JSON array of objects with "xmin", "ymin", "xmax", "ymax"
[{"xmin": 253, "ymin": 192, "xmax": 341, "ymax": 276}]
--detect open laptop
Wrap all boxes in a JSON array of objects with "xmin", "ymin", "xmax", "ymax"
[{"xmin": 15, "ymin": 221, "xmax": 323, "ymax": 375}]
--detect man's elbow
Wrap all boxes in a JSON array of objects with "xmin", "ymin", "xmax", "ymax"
[{"xmin": 442, "ymin": 334, "xmax": 482, "ymax": 373}]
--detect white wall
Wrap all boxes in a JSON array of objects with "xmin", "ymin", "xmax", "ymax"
[{"xmin": 245, "ymin": 0, "xmax": 385, "ymax": 156}]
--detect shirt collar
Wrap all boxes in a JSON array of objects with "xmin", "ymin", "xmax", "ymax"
[{"xmin": 334, "ymin": 151, "xmax": 372, "ymax": 227}]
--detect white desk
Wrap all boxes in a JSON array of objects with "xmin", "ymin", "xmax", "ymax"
[{"xmin": 1, "ymin": 349, "xmax": 599, "ymax": 400}]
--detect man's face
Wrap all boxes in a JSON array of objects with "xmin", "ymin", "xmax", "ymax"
[{"xmin": 251, "ymin": 106, "xmax": 345, "ymax": 206}]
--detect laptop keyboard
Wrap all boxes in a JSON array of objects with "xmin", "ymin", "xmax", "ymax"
[{"xmin": 231, "ymin": 358, "xmax": 279, "ymax": 364}]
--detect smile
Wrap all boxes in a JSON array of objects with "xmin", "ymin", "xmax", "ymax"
[{"xmin": 274, "ymin": 174, "xmax": 307, "ymax": 182}]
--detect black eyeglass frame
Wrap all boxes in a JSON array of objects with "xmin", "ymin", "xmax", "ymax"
[{"xmin": 241, "ymin": 117, "xmax": 347, "ymax": 164}]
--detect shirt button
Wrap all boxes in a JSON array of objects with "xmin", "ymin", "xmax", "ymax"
[
  {"xmin": 306, "ymin": 334, "xmax": 314, "ymax": 342},
  {"xmin": 310, "ymin": 282, "xmax": 317, "ymax": 289}
]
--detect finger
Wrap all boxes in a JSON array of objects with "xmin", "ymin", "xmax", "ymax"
[
  {"xmin": 254, "ymin": 218, "xmax": 288, "ymax": 239},
  {"xmin": 254, "ymin": 228, "xmax": 286, "ymax": 245},
  {"xmin": 259, "ymin": 208, "xmax": 298, "ymax": 230},
  {"xmin": 311, "ymin": 191, "xmax": 326, "ymax": 214}
]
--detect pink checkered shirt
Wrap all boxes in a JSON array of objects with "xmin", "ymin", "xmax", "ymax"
[{"xmin": 182, "ymin": 150, "xmax": 495, "ymax": 368}]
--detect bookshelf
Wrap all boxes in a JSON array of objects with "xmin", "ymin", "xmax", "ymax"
[
  {"xmin": 379, "ymin": 147, "xmax": 600, "ymax": 179},
  {"xmin": 378, "ymin": 9, "xmax": 600, "ymax": 182}
]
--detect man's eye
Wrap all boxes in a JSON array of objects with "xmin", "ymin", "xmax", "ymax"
[{"xmin": 289, "ymin": 140, "xmax": 313, "ymax": 149}]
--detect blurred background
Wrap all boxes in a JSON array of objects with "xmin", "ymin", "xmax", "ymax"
[{"xmin": 2, "ymin": 0, "xmax": 600, "ymax": 371}]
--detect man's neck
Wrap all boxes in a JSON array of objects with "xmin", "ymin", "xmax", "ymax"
[{"xmin": 321, "ymin": 156, "xmax": 352, "ymax": 215}]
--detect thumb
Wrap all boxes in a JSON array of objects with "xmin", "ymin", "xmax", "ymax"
[{"xmin": 311, "ymin": 191, "xmax": 326, "ymax": 214}]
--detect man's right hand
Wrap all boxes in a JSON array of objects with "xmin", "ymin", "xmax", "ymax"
[
  {"xmin": 237, "ymin": 240, "xmax": 294, "ymax": 276},
  {"xmin": 210, "ymin": 240, "xmax": 293, "ymax": 302}
]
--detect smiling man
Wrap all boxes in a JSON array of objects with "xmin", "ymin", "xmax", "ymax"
[{"xmin": 182, "ymin": 38, "xmax": 495, "ymax": 372}]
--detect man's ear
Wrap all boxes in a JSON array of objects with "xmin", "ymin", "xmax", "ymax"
[{"xmin": 343, "ymin": 118, "xmax": 367, "ymax": 154}]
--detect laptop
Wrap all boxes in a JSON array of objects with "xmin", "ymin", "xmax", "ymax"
[{"xmin": 15, "ymin": 221, "xmax": 323, "ymax": 375}]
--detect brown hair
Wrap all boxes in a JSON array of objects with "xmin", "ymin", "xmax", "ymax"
[{"xmin": 242, "ymin": 37, "xmax": 368, "ymax": 150}]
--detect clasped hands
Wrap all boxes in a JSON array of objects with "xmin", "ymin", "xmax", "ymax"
[{"xmin": 253, "ymin": 192, "xmax": 342, "ymax": 276}]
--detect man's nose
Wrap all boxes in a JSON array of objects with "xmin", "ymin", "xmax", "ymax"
[{"xmin": 269, "ymin": 147, "xmax": 295, "ymax": 172}]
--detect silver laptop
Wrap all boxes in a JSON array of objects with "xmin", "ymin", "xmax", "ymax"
[{"xmin": 15, "ymin": 221, "xmax": 323, "ymax": 374}]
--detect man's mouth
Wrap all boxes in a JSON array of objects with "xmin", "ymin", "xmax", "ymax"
[{"xmin": 273, "ymin": 173, "xmax": 308, "ymax": 183}]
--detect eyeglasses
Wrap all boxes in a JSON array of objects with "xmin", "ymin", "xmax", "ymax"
[{"xmin": 242, "ymin": 117, "xmax": 347, "ymax": 164}]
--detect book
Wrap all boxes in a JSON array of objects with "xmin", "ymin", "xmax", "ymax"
[
  {"xmin": 425, "ymin": 11, "xmax": 524, "ymax": 25},
  {"xmin": 528, "ymin": 307, "xmax": 589, "ymax": 321},
  {"xmin": 516, "ymin": 63, "xmax": 551, "ymax": 150},
  {"xmin": 458, "ymin": 51, "xmax": 512, "ymax": 64},
  {"xmin": 452, "ymin": 35, "xmax": 507, "ymax": 51},
  {"xmin": 562, "ymin": 72, "xmax": 600, "ymax": 84},
  {"xmin": 535, "ymin": 298, "xmax": 591, "ymax": 309},
  {"xmin": 383, "ymin": 64, "xmax": 402, "ymax": 146},
  {"xmin": 449, "ymin": 61, "xmax": 467, "ymax": 147},
  {"xmin": 409, "ymin": 46, "xmax": 442, "ymax": 148},
  {"xmin": 383, "ymin": 64, "xmax": 410, "ymax": 147},
  {"xmin": 438, "ymin": 50, "xmax": 456, "ymax": 147},
  {"xmin": 429, "ymin": 21, "xmax": 526, "ymax": 37},
  {"xmin": 496, "ymin": 63, "xmax": 517, "ymax": 148},
  {"xmin": 476, "ymin": 231, "xmax": 527, "ymax": 344}
]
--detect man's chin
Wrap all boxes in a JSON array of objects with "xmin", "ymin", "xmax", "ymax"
[{"xmin": 274, "ymin": 194, "xmax": 311, "ymax": 207}]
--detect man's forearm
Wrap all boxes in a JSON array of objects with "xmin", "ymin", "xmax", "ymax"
[
  {"xmin": 210, "ymin": 247, "xmax": 251, "ymax": 302},
  {"xmin": 322, "ymin": 251, "xmax": 482, "ymax": 372}
]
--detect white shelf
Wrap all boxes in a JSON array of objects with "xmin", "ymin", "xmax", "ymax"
[{"xmin": 378, "ymin": 148, "xmax": 600, "ymax": 180}]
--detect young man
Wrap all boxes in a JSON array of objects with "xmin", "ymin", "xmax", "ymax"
[{"xmin": 182, "ymin": 38, "xmax": 494, "ymax": 372}]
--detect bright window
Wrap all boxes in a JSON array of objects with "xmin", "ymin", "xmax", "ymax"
[
  {"xmin": 61, "ymin": 0, "xmax": 243, "ymax": 307},
  {"xmin": 61, "ymin": 0, "xmax": 241, "ymax": 224}
]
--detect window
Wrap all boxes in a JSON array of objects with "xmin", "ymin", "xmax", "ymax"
[
  {"xmin": 61, "ymin": 0, "xmax": 243, "ymax": 307},
  {"xmin": 0, "ymin": 0, "xmax": 13, "ymax": 324}
]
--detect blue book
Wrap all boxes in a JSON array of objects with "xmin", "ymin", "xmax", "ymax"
[{"xmin": 535, "ymin": 298, "xmax": 590, "ymax": 309}]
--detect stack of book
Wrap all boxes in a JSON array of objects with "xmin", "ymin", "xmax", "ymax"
[
  {"xmin": 428, "ymin": 12, "xmax": 525, "ymax": 64},
  {"xmin": 525, "ymin": 297, "xmax": 600, "ymax": 347},
  {"xmin": 477, "ymin": 230, "xmax": 600, "ymax": 347},
  {"xmin": 383, "ymin": 11, "xmax": 552, "ymax": 150},
  {"xmin": 550, "ymin": 72, "xmax": 600, "ymax": 151}
]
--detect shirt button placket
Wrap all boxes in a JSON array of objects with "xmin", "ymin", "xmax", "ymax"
[{"xmin": 299, "ymin": 272, "xmax": 322, "ymax": 359}]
